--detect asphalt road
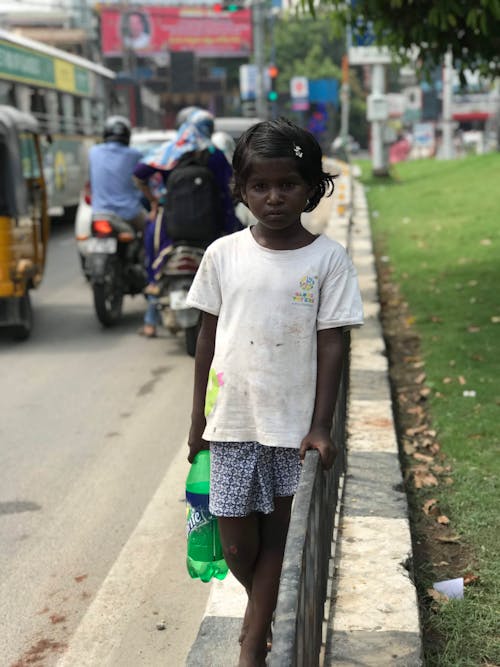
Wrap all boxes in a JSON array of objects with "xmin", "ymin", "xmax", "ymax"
[{"xmin": 0, "ymin": 223, "xmax": 210, "ymax": 666}]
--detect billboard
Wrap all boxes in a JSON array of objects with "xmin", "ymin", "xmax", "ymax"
[{"xmin": 101, "ymin": 6, "xmax": 253, "ymax": 58}]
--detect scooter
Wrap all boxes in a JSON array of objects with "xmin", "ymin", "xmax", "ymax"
[
  {"xmin": 155, "ymin": 243, "xmax": 205, "ymax": 356},
  {"xmin": 85, "ymin": 212, "xmax": 147, "ymax": 326}
]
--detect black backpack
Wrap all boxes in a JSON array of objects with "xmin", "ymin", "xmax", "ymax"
[{"xmin": 164, "ymin": 149, "xmax": 221, "ymax": 246}]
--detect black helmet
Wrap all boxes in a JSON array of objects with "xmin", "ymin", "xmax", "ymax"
[
  {"xmin": 175, "ymin": 106, "xmax": 200, "ymax": 129},
  {"xmin": 103, "ymin": 115, "xmax": 132, "ymax": 145}
]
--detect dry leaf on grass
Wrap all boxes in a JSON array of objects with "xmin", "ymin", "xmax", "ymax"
[
  {"xmin": 427, "ymin": 587, "xmax": 448, "ymax": 603},
  {"xmin": 406, "ymin": 425, "xmax": 428, "ymax": 437},
  {"xmin": 422, "ymin": 498, "xmax": 438, "ymax": 515},
  {"xmin": 413, "ymin": 468, "xmax": 439, "ymax": 488},
  {"xmin": 403, "ymin": 441, "xmax": 416, "ymax": 455},
  {"xmin": 463, "ymin": 572, "xmax": 480, "ymax": 586},
  {"xmin": 458, "ymin": 375, "xmax": 467, "ymax": 385},
  {"xmin": 468, "ymin": 325, "xmax": 481, "ymax": 333},
  {"xmin": 415, "ymin": 372, "xmax": 426, "ymax": 384},
  {"xmin": 435, "ymin": 534, "xmax": 461, "ymax": 543},
  {"xmin": 413, "ymin": 452, "xmax": 434, "ymax": 463},
  {"xmin": 437, "ymin": 515, "xmax": 450, "ymax": 525}
]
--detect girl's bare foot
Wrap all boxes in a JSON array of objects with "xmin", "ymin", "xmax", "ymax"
[{"xmin": 238, "ymin": 640, "xmax": 267, "ymax": 667}]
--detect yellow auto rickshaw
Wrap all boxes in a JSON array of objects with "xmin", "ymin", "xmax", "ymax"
[{"xmin": 0, "ymin": 105, "xmax": 50, "ymax": 340}]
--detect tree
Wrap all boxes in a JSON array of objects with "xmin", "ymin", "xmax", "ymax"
[
  {"xmin": 271, "ymin": 15, "xmax": 368, "ymax": 144},
  {"xmin": 309, "ymin": 0, "xmax": 500, "ymax": 77}
]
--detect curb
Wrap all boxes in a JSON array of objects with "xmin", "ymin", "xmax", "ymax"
[{"xmin": 323, "ymin": 179, "xmax": 422, "ymax": 666}]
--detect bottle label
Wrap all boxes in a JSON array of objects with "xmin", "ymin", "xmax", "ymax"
[{"xmin": 186, "ymin": 506, "xmax": 212, "ymax": 537}]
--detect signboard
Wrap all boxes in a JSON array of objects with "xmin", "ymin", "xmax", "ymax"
[
  {"xmin": 0, "ymin": 39, "xmax": 90, "ymax": 94},
  {"xmin": 367, "ymin": 93, "xmax": 388, "ymax": 121},
  {"xmin": 348, "ymin": 45, "xmax": 392, "ymax": 65},
  {"xmin": 239, "ymin": 64, "xmax": 257, "ymax": 101},
  {"xmin": 413, "ymin": 122, "xmax": 435, "ymax": 148},
  {"xmin": 101, "ymin": 6, "xmax": 252, "ymax": 58},
  {"xmin": 290, "ymin": 76, "xmax": 309, "ymax": 111}
]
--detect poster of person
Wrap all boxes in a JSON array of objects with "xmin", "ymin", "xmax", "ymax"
[
  {"xmin": 121, "ymin": 10, "xmax": 152, "ymax": 51},
  {"xmin": 102, "ymin": 6, "xmax": 252, "ymax": 58}
]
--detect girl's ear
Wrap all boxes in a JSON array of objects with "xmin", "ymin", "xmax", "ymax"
[{"xmin": 240, "ymin": 189, "xmax": 247, "ymax": 204}]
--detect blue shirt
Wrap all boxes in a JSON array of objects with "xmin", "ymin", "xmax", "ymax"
[{"xmin": 89, "ymin": 142, "xmax": 143, "ymax": 219}]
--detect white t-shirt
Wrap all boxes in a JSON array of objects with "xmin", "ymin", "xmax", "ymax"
[{"xmin": 186, "ymin": 227, "xmax": 364, "ymax": 449}]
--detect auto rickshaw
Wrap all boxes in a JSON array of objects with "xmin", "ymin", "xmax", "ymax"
[{"xmin": 0, "ymin": 105, "xmax": 50, "ymax": 340}]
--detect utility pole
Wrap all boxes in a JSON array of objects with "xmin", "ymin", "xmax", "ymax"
[
  {"xmin": 340, "ymin": 17, "xmax": 352, "ymax": 142},
  {"xmin": 441, "ymin": 47, "xmax": 454, "ymax": 159},
  {"xmin": 252, "ymin": 0, "xmax": 267, "ymax": 119}
]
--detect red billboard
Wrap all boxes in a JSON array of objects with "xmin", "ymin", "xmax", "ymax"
[{"xmin": 101, "ymin": 6, "xmax": 253, "ymax": 58}]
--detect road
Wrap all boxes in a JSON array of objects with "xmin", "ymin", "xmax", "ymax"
[{"xmin": 0, "ymin": 223, "xmax": 210, "ymax": 667}]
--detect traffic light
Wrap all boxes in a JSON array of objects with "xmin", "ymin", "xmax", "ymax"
[
  {"xmin": 267, "ymin": 64, "xmax": 278, "ymax": 102},
  {"xmin": 213, "ymin": 1, "xmax": 245, "ymax": 11}
]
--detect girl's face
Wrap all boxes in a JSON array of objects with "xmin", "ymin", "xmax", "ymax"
[{"xmin": 241, "ymin": 158, "xmax": 313, "ymax": 234}]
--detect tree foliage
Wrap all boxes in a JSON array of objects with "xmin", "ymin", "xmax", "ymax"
[
  {"xmin": 271, "ymin": 15, "xmax": 368, "ymax": 145},
  {"xmin": 308, "ymin": 0, "xmax": 500, "ymax": 76}
]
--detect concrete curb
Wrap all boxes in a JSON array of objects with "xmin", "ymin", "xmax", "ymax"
[
  {"xmin": 324, "ymin": 180, "xmax": 422, "ymax": 666},
  {"xmin": 186, "ymin": 166, "xmax": 422, "ymax": 667}
]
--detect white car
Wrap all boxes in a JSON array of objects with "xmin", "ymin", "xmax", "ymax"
[{"xmin": 75, "ymin": 129, "xmax": 176, "ymax": 263}]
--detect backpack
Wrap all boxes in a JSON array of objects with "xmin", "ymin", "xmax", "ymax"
[{"xmin": 164, "ymin": 149, "xmax": 221, "ymax": 246}]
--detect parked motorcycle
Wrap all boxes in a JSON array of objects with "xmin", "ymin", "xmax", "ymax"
[
  {"xmin": 85, "ymin": 212, "xmax": 147, "ymax": 326},
  {"xmin": 155, "ymin": 243, "xmax": 205, "ymax": 356}
]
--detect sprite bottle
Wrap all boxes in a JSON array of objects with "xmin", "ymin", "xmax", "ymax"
[{"xmin": 186, "ymin": 450, "xmax": 228, "ymax": 582}]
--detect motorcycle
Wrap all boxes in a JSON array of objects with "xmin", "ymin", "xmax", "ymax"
[
  {"xmin": 155, "ymin": 243, "xmax": 205, "ymax": 356},
  {"xmin": 85, "ymin": 212, "xmax": 147, "ymax": 326}
]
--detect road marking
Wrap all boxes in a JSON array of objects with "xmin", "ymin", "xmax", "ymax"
[{"xmin": 57, "ymin": 443, "xmax": 191, "ymax": 667}]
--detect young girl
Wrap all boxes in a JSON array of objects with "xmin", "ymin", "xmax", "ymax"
[{"xmin": 186, "ymin": 117, "xmax": 363, "ymax": 667}]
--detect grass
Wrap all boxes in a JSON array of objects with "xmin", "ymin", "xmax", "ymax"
[{"xmin": 356, "ymin": 153, "xmax": 500, "ymax": 666}]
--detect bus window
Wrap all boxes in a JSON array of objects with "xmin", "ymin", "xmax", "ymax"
[
  {"xmin": 19, "ymin": 133, "xmax": 41, "ymax": 180},
  {"xmin": 30, "ymin": 89, "xmax": 48, "ymax": 131}
]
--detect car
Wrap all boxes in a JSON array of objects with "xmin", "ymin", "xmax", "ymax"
[
  {"xmin": 214, "ymin": 116, "xmax": 263, "ymax": 141},
  {"xmin": 75, "ymin": 129, "xmax": 176, "ymax": 264}
]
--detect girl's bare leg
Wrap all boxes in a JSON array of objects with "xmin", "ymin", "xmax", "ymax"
[{"xmin": 239, "ymin": 497, "xmax": 293, "ymax": 667}]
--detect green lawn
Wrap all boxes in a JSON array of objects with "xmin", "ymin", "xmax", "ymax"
[{"xmin": 357, "ymin": 153, "xmax": 500, "ymax": 666}]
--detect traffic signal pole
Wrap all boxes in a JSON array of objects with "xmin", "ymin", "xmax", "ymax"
[{"xmin": 252, "ymin": 0, "xmax": 268, "ymax": 119}]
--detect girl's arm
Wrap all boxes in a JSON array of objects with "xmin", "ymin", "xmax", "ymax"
[
  {"xmin": 299, "ymin": 327, "xmax": 345, "ymax": 470},
  {"xmin": 188, "ymin": 311, "xmax": 218, "ymax": 463}
]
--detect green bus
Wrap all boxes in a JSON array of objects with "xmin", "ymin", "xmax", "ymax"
[{"xmin": 0, "ymin": 28, "xmax": 116, "ymax": 221}]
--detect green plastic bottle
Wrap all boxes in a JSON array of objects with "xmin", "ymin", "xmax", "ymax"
[{"xmin": 186, "ymin": 450, "xmax": 228, "ymax": 582}]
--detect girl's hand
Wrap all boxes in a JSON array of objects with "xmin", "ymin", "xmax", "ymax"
[
  {"xmin": 187, "ymin": 417, "xmax": 209, "ymax": 463},
  {"xmin": 299, "ymin": 426, "xmax": 337, "ymax": 470}
]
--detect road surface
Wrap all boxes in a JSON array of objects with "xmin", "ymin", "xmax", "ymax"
[{"xmin": 0, "ymin": 223, "xmax": 210, "ymax": 667}]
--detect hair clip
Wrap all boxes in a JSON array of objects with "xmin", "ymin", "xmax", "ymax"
[{"xmin": 293, "ymin": 144, "xmax": 303, "ymax": 158}]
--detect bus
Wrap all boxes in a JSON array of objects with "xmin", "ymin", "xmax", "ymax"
[{"xmin": 0, "ymin": 28, "xmax": 117, "ymax": 221}]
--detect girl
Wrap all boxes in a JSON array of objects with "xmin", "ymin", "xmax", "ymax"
[{"xmin": 186, "ymin": 117, "xmax": 363, "ymax": 667}]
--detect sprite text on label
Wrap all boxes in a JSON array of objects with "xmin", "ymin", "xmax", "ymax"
[{"xmin": 186, "ymin": 506, "xmax": 212, "ymax": 537}]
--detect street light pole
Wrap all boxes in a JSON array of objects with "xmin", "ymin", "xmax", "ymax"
[{"xmin": 252, "ymin": 0, "xmax": 267, "ymax": 119}]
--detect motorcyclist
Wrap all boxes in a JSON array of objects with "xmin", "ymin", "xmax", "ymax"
[
  {"xmin": 88, "ymin": 115, "xmax": 146, "ymax": 230},
  {"xmin": 133, "ymin": 107, "xmax": 241, "ymax": 337}
]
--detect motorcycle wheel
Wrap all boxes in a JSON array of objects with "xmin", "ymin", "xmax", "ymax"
[
  {"xmin": 12, "ymin": 293, "xmax": 33, "ymax": 341},
  {"xmin": 185, "ymin": 321, "xmax": 200, "ymax": 357},
  {"xmin": 93, "ymin": 261, "xmax": 123, "ymax": 327}
]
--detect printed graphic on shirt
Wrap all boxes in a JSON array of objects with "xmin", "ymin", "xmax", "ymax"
[
  {"xmin": 205, "ymin": 368, "xmax": 224, "ymax": 417},
  {"xmin": 292, "ymin": 274, "xmax": 317, "ymax": 306}
]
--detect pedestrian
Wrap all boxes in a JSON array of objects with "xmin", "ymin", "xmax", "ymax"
[{"xmin": 186, "ymin": 117, "xmax": 363, "ymax": 666}]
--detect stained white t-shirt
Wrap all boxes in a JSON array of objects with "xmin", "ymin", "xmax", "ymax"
[{"xmin": 186, "ymin": 227, "xmax": 363, "ymax": 449}]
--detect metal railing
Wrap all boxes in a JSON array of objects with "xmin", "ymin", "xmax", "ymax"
[{"xmin": 269, "ymin": 333, "xmax": 350, "ymax": 667}]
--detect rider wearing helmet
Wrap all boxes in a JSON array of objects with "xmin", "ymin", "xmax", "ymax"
[
  {"xmin": 174, "ymin": 106, "xmax": 200, "ymax": 129},
  {"xmin": 133, "ymin": 107, "xmax": 242, "ymax": 336},
  {"xmin": 88, "ymin": 115, "xmax": 146, "ymax": 229}
]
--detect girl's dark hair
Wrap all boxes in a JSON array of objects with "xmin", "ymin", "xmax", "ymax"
[{"xmin": 232, "ymin": 117, "xmax": 337, "ymax": 212}]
